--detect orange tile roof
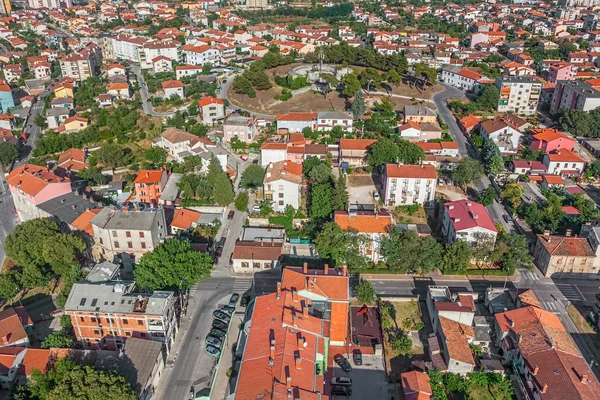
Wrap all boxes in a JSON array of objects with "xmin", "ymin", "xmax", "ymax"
[
  {"xmin": 264, "ymin": 161, "xmax": 303, "ymax": 184},
  {"xmin": 517, "ymin": 289, "xmax": 542, "ymax": 309},
  {"xmin": 71, "ymin": 208, "xmax": 102, "ymax": 236},
  {"xmin": 531, "ymin": 128, "xmax": 572, "ymax": 144},
  {"xmin": 458, "ymin": 68, "xmax": 481, "ymax": 80},
  {"xmin": 198, "ymin": 96, "xmax": 224, "ymax": 107},
  {"xmin": 161, "ymin": 79, "xmax": 183, "ymax": 89},
  {"xmin": 276, "ymin": 112, "xmax": 317, "ymax": 122},
  {"xmin": 134, "ymin": 170, "xmax": 165, "ymax": 184},
  {"xmin": 107, "ymin": 82, "xmax": 129, "ymax": 90},
  {"xmin": 438, "ymin": 317, "xmax": 475, "ymax": 366},
  {"xmin": 542, "ymin": 174, "xmax": 564, "ymax": 185},
  {"xmin": 7, "ymin": 164, "xmax": 69, "ymax": 197},
  {"xmin": 171, "ymin": 208, "xmax": 202, "ymax": 230},
  {"xmin": 535, "ymin": 234, "xmax": 594, "ymax": 257},
  {"xmin": 400, "ymin": 120, "xmax": 421, "ymax": 131},
  {"xmin": 334, "ymin": 210, "xmax": 393, "ymax": 234},
  {"xmin": 385, "ymin": 164, "xmax": 437, "ymax": 179},
  {"xmin": 459, "ymin": 115, "xmax": 481, "ymax": 129},
  {"xmin": 0, "ymin": 347, "xmax": 23, "ymax": 374},
  {"xmin": 401, "ymin": 371, "xmax": 433, "ymax": 400},
  {"xmin": 58, "ymin": 148, "xmax": 88, "ymax": 171},
  {"xmin": 231, "ymin": 241, "xmax": 283, "ymax": 261},
  {"xmin": 339, "ymin": 138, "xmax": 377, "ymax": 151},
  {"xmin": 260, "ymin": 141, "xmax": 288, "ymax": 150},
  {"xmin": 546, "ymin": 148, "xmax": 584, "ymax": 163},
  {"xmin": 0, "ymin": 308, "xmax": 28, "ymax": 345},
  {"xmin": 107, "ymin": 63, "xmax": 125, "ymax": 70},
  {"xmin": 281, "ymin": 266, "xmax": 349, "ymax": 301}
]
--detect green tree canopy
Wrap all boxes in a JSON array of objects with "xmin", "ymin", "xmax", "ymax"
[
  {"xmin": 241, "ymin": 164, "xmax": 265, "ymax": 189},
  {"xmin": 144, "ymin": 147, "xmax": 167, "ymax": 165},
  {"xmin": 0, "ymin": 141, "xmax": 17, "ymax": 166},
  {"xmin": 341, "ymin": 73, "xmax": 361, "ymax": 97},
  {"xmin": 442, "ymin": 241, "xmax": 473, "ymax": 274},
  {"xmin": 309, "ymin": 182, "xmax": 333, "ymax": 220},
  {"xmin": 351, "ymin": 90, "xmax": 366, "ymax": 119},
  {"xmin": 367, "ymin": 138, "xmax": 399, "ymax": 167},
  {"xmin": 355, "ymin": 280, "xmax": 375, "ymax": 304},
  {"xmin": 134, "ymin": 238, "xmax": 213, "ymax": 291},
  {"xmin": 397, "ymin": 140, "xmax": 426, "ymax": 164},
  {"xmin": 454, "ymin": 158, "xmax": 484, "ymax": 190},
  {"xmin": 482, "ymin": 140, "xmax": 504, "ymax": 174},
  {"xmin": 41, "ymin": 331, "xmax": 73, "ymax": 349},
  {"xmin": 314, "ymin": 222, "xmax": 368, "ymax": 269},
  {"xmin": 380, "ymin": 228, "xmax": 443, "ymax": 274},
  {"xmin": 96, "ymin": 143, "xmax": 131, "ymax": 169},
  {"xmin": 234, "ymin": 191, "xmax": 249, "ymax": 211},
  {"xmin": 332, "ymin": 173, "xmax": 349, "ymax": 211},
  {"xmin": 45, "ymin": 365, "xmax": 137, "ymax": 400}
]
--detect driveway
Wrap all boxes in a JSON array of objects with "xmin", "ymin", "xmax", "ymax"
[{"xmin": 331, "ymin": 354, "xmax": 395, "ymax": 399}]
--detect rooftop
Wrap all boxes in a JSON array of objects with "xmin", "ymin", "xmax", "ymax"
[
  {"xmin": 334, "ymin": 210, "xmax": 393, "ymax": 234},
  {"xmin": 36, "ymin": 192, "xmax": 98, "ymax": 225},
  {"xmin": 444, "ymin": 200, "xmax": 497, "ymax": 233},
  {"xmin": 91, "ymin": 207, "xmax": 165, "ymax": 231}
]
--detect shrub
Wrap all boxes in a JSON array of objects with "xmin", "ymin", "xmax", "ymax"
[
  {"xmin": 391, "ymin": 332, "xmax": 412, "ymax": 355},
  {"xmin": 356, "ymin": 280, "xmax": 375, "ymax": 305}
]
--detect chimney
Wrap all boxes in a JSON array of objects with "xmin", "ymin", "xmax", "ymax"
[
  {"xmin": 324, "ymin": 264, "xmax": 329, "ymax": 275},
  {"xmin": 543, "ymin": 230, "xmax": 550, "ymax": 237},
  {"xmin": 297, "ymin": 336, "xmax": 304, "ymax": 350},
  {"xmin": 276, "ymin": 282, "xmax": 281, "ymax": 299},
  {"xmin": 581, "ymin": 374, "xmax": 588, "ymax": 383},
  {"xmin": 342, "ymin": 265, "xmax": 348, "ymax": 276},
  {"xmin": 303, "ymin": 262, "xmax": 308, "ymax": 274},
  {"xmin": 510, "ymin": 319, "xmax": 515, "ymax": 328},
  {"xmin": 292, "ymin": 289, "xmax": 298, "ymax": 302},
  {"xmin": 1, "ymin": 336, "xmax": 7, "ymax": 345},
  {"xmin": 533, "ymin": 365, "xmax": 539, "ymax": 375},
  {"xmin": 295, "ymin": 354, "xmax": 302, "ymax": 370},
  {"xmin": 270, "ymin": 345, "xmax": 275, "ymax": 360},
  {"xmin": 541, "ymin": 383, "xmax": 548, "ymax": 393},
  {"xmin": 566, "ymin": 229, "xmax": 572, "ymax": 237}
]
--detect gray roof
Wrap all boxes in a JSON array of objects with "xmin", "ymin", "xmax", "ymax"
[
  {"xmin": 198, "ymin": 212, "xmax": 222, "ymax": 225},
  {"xmin": 160, "ymin": 173, "xmax": 181, "ymax": 203},
  {"xmin": 404, "ymin": 104, "xmax": 436, "ymax": 117},
  {"xmin": 317, "ymin": 111, "xmax": 352, "ymax": 120},
  {"xmin": 51, "ymin": 97, "xmax": 74, "ymax": 106},
  {"xmin": 242, "ymin": 226, "xmax": 285, "ymax": 242},
  {"xmin": 119, "ymin": 337, "xmax": 163, "ymax": 395},
  {"xmin": 64, "ymin": 280, "xmax": 173, "ymax": 316},
  {"xmin": 443, "ymin": 65, "xmax": 463, "ymax": 73},
  {"xmin": 86, "ymin": 261, "xmax": 120, "ymax": 283},
  {"xmin": 46, "ymin": 107, "xmax": 71, "ymax": 117},
  {"xmin": 36, "ymin": 192, "xmax": 98, "ymax": 225},
  {"xmin": 91, "ymin": 207, "xmax": 165, "ymax": 231},
  {"xmin": 496, "ymin": 76, "xmax": 541, "ymax": 84},
  {"xmin": 224, "ymin": 114, "xmax": 252, "ymax": 126},
  {"xmin": 557, "ymin": 79, "xmax": 600, "ymax": 98}
]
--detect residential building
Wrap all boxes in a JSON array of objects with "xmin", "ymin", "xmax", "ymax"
[
  {"xmin": 2, "ymin": 65, "xmax": 21, "ymax": 84},
  {"xmin": 231, "ymin": 241, "xmax": 284, "ymax": 273},
  {"xmin": 339, "ymin": 139, "xmax": 377, "ymax": 168},
  {"xmin": 152, "ymin": 56, "xmax": 173, "ymax": 74},
  {"xmin": 107, "ymin": 82, "xmax": 131, "ymax": 100},
  {"xmin": 54, "ymin": 82, "xmax": 74, "ymax": 99},
  {"xmin": 260, "ymin": 142, "xmax": 288, "ymax": 167},
  {"xmin": 107, "ymin": 64, "xmax": 126, "ymax": 77},
  {"xmin": 153, "ymin": 127, "xmax": 205, "ymax": 162},
  {"xmin": 334, "ymin": 210, "xmax": 393, "ymax": 262},
  {"xmin": 316, "ymin": 111, "xmax": 353, "ymax": 133},
  {"xmin": 530, "ymin": 128, "xmax": 575, "ymax": 153},
  {"xmin": 542, "ymin": 149, "xmax": 586, "ymax": 176},
  {"xmin": 276, "ymin": 112, "xmax": 317, "ymax": 133},
  {"xmin": 0, "ymin": 80, "xmax": 13, "ymax": 113},
  {"xmin": 91, "ymin": 206, "xmax": 168, "ymax": 261},
  {"xmin": 533, "ymin": 231, "xmax": 597, "ymax": 277},
  {"xmin": 0, "ymin": 307, "xmax": 32, "ymax": 348},
  {"xmin": 442, "ymin": 200, "xmax": 498, "ymax": 245},
  {"xmin": 398, "ymin": 120, "xmax": 442, "ymax": 141},
  {"xmin": 440, "ymin": 66, "xmax": 483, "ymax": 91},
  {"xmin": 245, "ymin": 0, "xmax": 268, "ymax": 9},
  {"xmin": 0, "ymin": 0, "xmax": 10, "ymax": 15},
  {"xmin": 170, "ymin": 208, "xmax": 202, "ymax": 234},
  {"xmin": 495, "ymin": 76, "xmax": 542, "ymax": 115},
  {"xmin": 64, "ymin": 280, "xmax": 177, "ymax": 352},
  {"xmin": 119, "ymin": 337, "xmax": 165, "ymax": 400},
  {"xmin": 403, "ymin": 105, "xmax": 437, "ymax": 124},
  {"xmin": 479, "ymin": 116, "xmax": 523, "ymax": 155},
  {"xmin": 134, "ymin": 169, "xmax": 169, "ymax": 205},
  {"xmin": 175, "ymin": 64, "xmax": 203, "ymax": 80},
  {"xmin": 58, "ymin": 43, "xmax": 101, "ymax": 82},
  {"xmin": 263, "ymin": 161, "xmax": 302, "ymax": 212},
  {"xmin": 198, "ymin": 96, "xmax": 225, "ymax": 125},
  {"xmin": 7, "ymin": 164, "xmax": 72, "ymax": 222},
  {"xmin": 547, "ymin": 62, "xmax": 575, "ymax": 83},
  {"xmin": 182, "ymin": 44, "xmax": 221, "ymax": 66},
  {"xmin": 382, "ymin": 163, "xmax": 437, "ymax": 206},
  {"xmin": 0, "ymin": 347, "xmax": 26, "ymax": 390},
  {"xmin": 223, "ymin": 114, "xmax": 258, "ymax": 143},
  {"xmin": 57, "ymin": 116, "xmax": 89, "ymax": 133},
  {"xmin": 162, "ymin": 80, "xmax": 184, "ymax": 99},
  {"xmin": 401, "ymin": 371, "xmax": 432, "ymax": 400},
  {"xmin": 550, "ymin": 79, "xmax": 600, "ymax": 113},
  {"xmin": 141, "ymin": 41, "xmax": 181, "ymax": 69},
  {"xmin": 57, "ymin": 148, "xmax": 88, "ymax": 174},
  {"xmin": 46, "ymin": 108, "xmax": 71, "ymax": 129}
]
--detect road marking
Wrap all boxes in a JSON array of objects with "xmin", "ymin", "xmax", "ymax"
[{"xmin": 574, "ymin": 286, "xmax": 586, "ymax": 301}]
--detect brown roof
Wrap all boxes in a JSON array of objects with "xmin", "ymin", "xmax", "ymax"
[
  {"xmin": 57, "ymin": 148, "xmax": 88, "ymax": 171},
  {"xmin": 535, "ymin": 235, "xmax": 594, "ymax": 257},
  {"xmin": 264, "ymin": 161, "xmax": 303, "ymax": 184},
  {"xmin": 276, "ymin": 112, "xmax": 317, "ymax": 121},
  {"xmin": 161, "ymin": 127, "xmax": 199, "ymax": 144},
  {"xmin": 161, "ymin": 79, "xmax": 183, "ymax": 89},
  {"xmin": 339, "ymin": 138, "xmax": 377, "ymax": 151},
  {"xmin": 0, "ymin": 308, "xmax": 29, "ymax": 345},
  {"xmin": 385, "ymin": 164, "xmax": 437, "ymax": 179},
  {"xmin": 401, "ymin": 371, "xmax": 432, "ymax": 400},
  {"xmin": 71, "ymin": 208, "xmax": 102, "ymax": 236},
  {"xmin": 438, "ymin": 317, "xmax": 476, "ymax": 366},
  {"xmin": 231, "ymin": 241, "xmax": 283, "ymax": 261}
]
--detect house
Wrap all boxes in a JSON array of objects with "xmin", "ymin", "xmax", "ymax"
[
  {"xmin": 260, "ymin": 142, "xmax": 288, "ymax": 167},
  {"xmin": 152, "ymin": 56, "xmax": 173, "ymax": 74},
  {"xmin": 7, "ymin": 164, "xmax": 72, "ymax": 222},
  {"xmin": 198, "ymin": 96, "xmax": 225, "ymax": 125},
  {"xmin": 98, "ymin": 94, "xmax": 113, "ymax": 107},
  {"xmin": 547, "ymin": 62, "xmax": 575, "ymax": 83},
  {"xmin": 541, "ymin": 174, "xmax": 565, "ymax": 188},
  {"xmin": 54, "ymin": 82, "xmax": 74, "ymax": 98},
  {"xmin": 51, "ymin": 97, "xmax": 74, "ymax": 110},
  {"xmin": 0, "ymin": 307, "xmax": 32, "ymax": 348},
  {"xmin": 401, "ymin": 371, "xmax": 432, "ymax": 400},
  {"xmin": 398, "ymin": 120, "xmax": 442, "ymax": 141},
  {"xmin": 276, "ymin": 112, "xmax": 317, "ymax": 133},
  {"xmin": 46, "ymin": 107, "xmax": 71, "ymax": 129},
  {"xmin": 532, "ymin": 231, "xmax": 597, "ymax": 277},
  {"xmin": 440, "ymin": 66, "xmax": 483, "ymax": 91},
  {"xmin": 458, "ymin": 115, "xmax": 481, "ymax": 133},
  {"xmin": 91, "ymin": 206, "xmax": 168, "ymax": 262},
  {"xmin": 118, "ymin": 337, "xmax": 165, "ymax": 400},
  {"xmin": 107, "ymin": 82, "xmax": 131, "ymax": 100},
  {"xmin": 223, "ymin": 114, "xmax": 258, "ymax": 143},
  {"xmin": 382, "ymin": 163, "xmax": 437, "ymax": 206},
  {"xmin": 316, "ymin": 111, "xmax": 353, "ymax": 133},
  {"xmin": 231, "ymin": 241, "xmax": 283, "ymax": 273},
  {"xmin": 0, "ymin": 347, "xmax": 26, "ymax": 389},
  {"xmin": 334, "ymin": 210, "xmax": 393, "ymax": 262},
  {"xmin": 107, "ymin": 63, "xmax": 126, "ymax": 77},
  {"xmin": 170, "ymin": 208, "xmax": 202, "ymax": 234},
  {"xmin": 509, "ymin": 160, "xmax": 547, "ymax": 175},
  {"xmin": 542, "ymin": 149, "xmax": 585, "ymax": 176},
  {"xmin": 0, "ymin": 114, "xmax": 15, "ymax": 131},
  {"xmin": 339, "ymin": 139, "xmax": 377, "ymax": 168},
  {"xmin": 530, "ymin": 128, "xmax": 575, "ymax": 153},
  {"xmin": 403, "ymin": 105, "xmax": 437, "ymax": 124},
  {"xmin": 442, "ymin": 200, "xmax": 498, "ymax": 245},
  {"xmin": 0, "ymin": 80, "xmax": 14, "ymax": 113},
  {"xmin": 480, "ymin": 116, "xmax": 522, "ymax": 155},
  {"xmin": 263, "ymin": 161, "xmax": 302, "ymax": 212},
  {"xmin": 57, "ymin": 148, "xmax": 88, "ymax": 174},
  {"xmin": 551, "ymin": 79, "xmax": 600, "ymax": 113},
  {"xmin": 33, "ymin": 62, "xmax": 52, "ymax": 80},
  {"xmin": 57, "ymin": 116, "xmax": 89, "ymax": 133},
  {"xmin": 134, "ymin": 169, "xmax": 169, "ymax": 205},
  {"xmin": 162, "ymin": 80, "xmax": 184, "ymax": 99},
  {"xmin": 152, "ymin": 127, "xmax": 226, "ymax": 168},
  {"xmin": 175, "ymin": 64, "xmax": 203, "ymax": 80},
  {"xmin": 64, "ymin": 280, "xmax": 177, "ymax": 352}
]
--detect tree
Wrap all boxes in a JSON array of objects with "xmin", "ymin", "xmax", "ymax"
[
  {"xmin": 303, "ymin": 156, "xmax": 327, "ymax": 177},
  {"xmin": 585, "ymin": 159, "xmax": 600, "ymax": 179},
  {"xmin": 46, "ymin": 365, "xmax": 136, "ymax": 400},
  {"xmin": 477, "ymin": 187, "xmax": 497, "ymax": 206},
  {"xmin": 241, "ymin": 164, "xmax": 265, "ymax": 189},
  {"xmin": 482, "ymin": 140, "xmax": 504, "ymax": 174},
  {"xmin": 471, "ymin": 232, "xmax": 496, "ymax": 266},
  {"xmin": 341, "ymin": 73, "xmax": 361, "ymax": 97},
  {"xmin": 500, "ymin": 183, "xmax": 523, "ymax": 207},
  {"xmin": 96, "ymin": 143, "xmax": 130, "ymax": 169},
  {"xmin": 232, "ymin": 75, "xmax": 252, "ymax": 98},
  {"xmin": 41, "ymin": 331, "xmax": 73, "ymax": 349},
  {"xmin": 442, "ymin": 241, "xmax": 472, "ymax": 273},
  {"xmin": 385, "ymin": 70, "xmax": 402, "ymax": 86},
  {"xmin": 397, "ymin": 140, "xmax": 426, "ymax": 164},
  {"xmin": 0, "ymin": 269, "xmax": 23, "ymax": 301},
  {"xmin": 491, "ymin": 232, "xmax": 533, "ymax": 273},
  {"xmin": 308, "ymin": 163, "xmax": 332, "ymax": 184},
  {"xmin": 570, "ymin": 193, "xmax": 600, "ymax": 224},
  {"xmin": 391, "ymin": 332, "xmax": 412, "ymax": 355},
  {"xmin": 367, "ymin": 138, "xmax": 399, "ymax": 167},
  {"xmin": 309, "ymin": 182, "xmax": 333, "ymax": 220},
  {"xmin": 474, "ymin": 85, "xmax": 500, "ymax": 111},
  {"xmin": 314, "ymin": 222, "xmax": 367, "ymax": 269},
  {"xmin": 78, "ymin": 166, "xmax": 107, "ymax": 185},
  {"xmin": 234, "ymin": 191, "xmax": 249, "ymax": 211},
  {"xmin": 213, "ymin": 173, "xmax": 234, "ymax": 206},
  {"xmin": 134, "ymin": 238, "xmax": 213, "ymax": 291},
  {"xmin": 454, "ymin": 158, "xmax": 484, "ymax": 190},
  {"xmin": 144, "ymin": 147, "xmax": 167, "ymax": 165},
  {"xmin": 351, "ymin": 90, "xmax": 366, "ymax": 119},
  {"xmin": 380, "ymin": 228, "xmax": 443, "ymax": 274},
  {"xmin": 0, "ymin": 141, "xmax": 17, "ymax": 166},
  {"xmin": 332, "ymin": 173, "xmax": 349, "ymax": 211},
  {"xmin": 356, "ymin": 280, "xmax": 375, "ymax": 304}
]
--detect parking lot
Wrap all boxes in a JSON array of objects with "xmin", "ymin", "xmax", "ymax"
[
  {"xmin": 348, "ymin": 174, "xmax": 378, "ymax": 206},
  {"xmin": 331, "ymin": 353, "xmax": 396, "ymax": 399}
]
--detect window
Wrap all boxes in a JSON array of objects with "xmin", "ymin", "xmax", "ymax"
[
  {"xmin": 112, "ymin": 231, "xmax": 117, "ymax": 237},
  {"xmin": 114, "ymin": 241, "xmax": 120, "ymax": 248},
  {"xmin": 141, "ymin": 242, "xmax": 147, "ymax": 249},
  {"xmin": 127, "ymin": 242, "xmax": 133, "ymax": 249},
  {"xmin": 126, "ymin": 231, "xmax": 131, "ymax": 238},
  {"xmin": 91, "ymin": 317, "xmax": 97, "ymax": 323},
  {"xmin": 278, "ymin": 185, "xmax": 284, "ymax": 190},
  {"xmin": 93, "ymin": 330, "xmax": 100, "ymax": 335},
  {"xmin": 241, "ymin": 262, "xmax": 249, "ymax": 268},
  {"xmin": 139, "ymin": 232, "xmax": 145, "ymax": 238},
  {"xmin": 123, "ymin": 319, "xmax": 128, "ymax": 325},
  {"xmin": 138, "ymin": 320, "xmax": 143, "ymax": 326},
  {"xmin": 278, "ymin": 193, "xmax": 284, "ymax": 198},
  {"xmin": 253, "ymin": 262, "xmax": 261, "ymax": 269},
  {"xmin": 99, "ymin": 238, "xmax": 103, "ymax": 245},
  {"xmin": 279, "ymin": 200, "xmax": 284, "ymax": 206},
  {"xmin": 125, "ymin": 332, "xmax": 131, "ymax": 336},
  {"xmin": 80, "ymin": 316, "xmax": 85, "ymax": 322}
]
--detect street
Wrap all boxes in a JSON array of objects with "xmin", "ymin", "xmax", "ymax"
[{"xmin": 130, "ymin": 65, "xmax": 179, "ymax": 117}]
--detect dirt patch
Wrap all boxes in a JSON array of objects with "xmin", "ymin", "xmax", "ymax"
[
  {"xmin": 348, "ymin": 174, "xmax": 375, "ymax": 187},
  {"xmin": 391, "ymin": 205, "xmax": 428, "ymax": 225}
]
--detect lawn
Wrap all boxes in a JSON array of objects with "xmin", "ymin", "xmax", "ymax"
[
  {"xmin": 391, "ymin": 205, "xmax": 428, "ymax": 225},
  {"xmin": 393, "ymin": 301, "xmax": 422, "ymax": 331}
]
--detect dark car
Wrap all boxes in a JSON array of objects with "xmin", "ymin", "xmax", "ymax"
[
  {"xmin": 240, "ymin": 294, "xmax": 251, "ymax": 307},
  {"xmin": 331, "ymin": 385, "xmax": 352, "ymax": 396},
  {"xmin": 215, "ymin": 247, "xmax": 223, "ymax": 258},
  {"xmin": 333, "ymin": 354, "xmax": 352, "ymax": 372},
  {"xmin": 146, "ymin": 98, "xmax": 151, "ymax": 102},
  {"xmin": 228, "ymin": 293, "xmax": 240, "ymax": 308},
  {"xmin": 212, "ymin": 319, "xmax": 228, "ymax": 330},
  {"xmin": 503, "ymin": 215, "xmax": 513, "ymax": 223},
  {"xmin": 208, "ymin": 328, "xmax": 226, "ymax": 338},
  {"xmin": 228, "ymin": 210, "xmax": 235, "ymax": 220},
  {"xmin": 353, "ymin": 350, "xmax": 363, "ymax": 366},
  {"xmin": 213, "ymin": 311, "xmax": 231, "ymax": 323}
]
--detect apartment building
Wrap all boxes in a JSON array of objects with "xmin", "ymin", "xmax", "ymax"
[
  {"xmin": 441, "ymin": 66, "xmax": 483, "ymax": 91},
  {"xmin": 64, "ymin": 280, "xmax": 177, "ymax": 352},
  {"xmin": 550, "ymin": 79, "xmax": 600, "ymax": 113},
  {"xmin": 334, "ymin": 210, "xmax": 393, "ymax": 263},
  {"xmin": 245, "ymin": 0, "xmax": 268, "ymax": 9},
  {"xmin": 134, "ymin": 169, "xmax": 169, "ymax": 205},
  {"xmin": 223, "ymin": 114, "xmax": 258, "ymax": 143},
  {"xmin": 495, "ymin": 76, "xmax": 542, "ymax": 115},
  {"xmin": 263, "ymin": 161, "xmax": 302, "ymax": 212},
  {"xmin": 532, "ymin": 231, "xmax": 598, "ymax": 277},
  {"xmin": 442, "ymin": 200, "xmax": 498, "ymax": 245},
  {"xmin": 141, "ymin": 41, "xmax": 181, "ymax": 69},
  {"xmin": 91, "ymin": 207, "xmax": 168, "ymax": 261},
  {"xmin": 182, "ymin": 44, "xmax": 221, "ymax": 66},
  {"xmin": 28, "ymin": 0, "xmax": 71, "ymax": 8},
  {"xmin": 276, "ymin": 112, "xmax": 317, "ymax": 133},
  {"xmin": 316, "ymin": 111, "xmax": 353, "ymax": 133},
  {"xmin": 382, "ymin": 163, "xmax": 437, "ymax": 206},
  {"xmin": 58, "ymin": 44, "xmax": 102, "ymax": 82},
  {"xmin": 0, "ymin": 0, "xmax": 10, "ymax": 15},
  {"xmin": 111, "ymin": 35, "xmax": 147, "ymax": 63},
  {"xmin": 547, "ymin": 62, "xmax": 575, "ymax": 83},
  {"xmin": 198, "ymin": 96, "xmax": 225, "ymax": 125},
  {"xmin": 479, "ymin": 116, "xmax": 523, "ymax": 155}
]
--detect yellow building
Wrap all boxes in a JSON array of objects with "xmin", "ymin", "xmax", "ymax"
[
  {"xmin": 0, "ymin": 0, "xmax": 11, "ymax": 15},
  {"xmin": 54, "ymin": 83, "xmax": 74, "ymax": 99},
  {"xmin": 58, "ymin": 116, "xmax": 89, "ymax": 133},
  {"xmin": 181, "ymin": 1, "xmax": 202, "ymax": 9}
]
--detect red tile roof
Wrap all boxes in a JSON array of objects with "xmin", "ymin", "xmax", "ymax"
[
  {"xmin": 546, "ymin": 149, "xmax": 584, "ymax": 163},
  {"xmin": 535, "ymin": 234, "xmax": 594, "ymax": 257},
  {"xmin": 444, "ymin": 200, "xmax": 497, "ymax": 233},
  {"xmin": 198, "ymin": 96, "xmax": 224, "ymax": 107},
  {"xmin": 334, "ymin": 210, "xmax": 393, "ymax": 234},
  {"xmin": 71, "ymin": 208, "xmax": 102, "ymax": 236},
  {"xmin": 161, "ymin": 79, "xmax": 183, "ymax": 89},
  {"xmin": 231, "ymin": 241, "xmax": 283, "ymax": 261},
  {"xmin": 0, "ymin": 308, "xmax": 28, "ymax": 345},
  {"xmin": 58, "ymin": 148, "xmax": 88, "ymax": 171},
  {"xmin": 339, "ymin": 139, "xmax": 377, "ymax": 151},
  {"xmin": 385, "ymin": 164, "xmax": 437, "ymax": 179},
  {"xmin": 281, "ymin": 266, "xmax": 349, "ymax": 301},
  {"xmin": 438, "ymin": 317, "xmax": 475, "ymax": 366},
  {"xmin": 531, "ymin": 128, "xmax": 573, "ymax": 144},
  {"xmin": 134, "ymin": 170, "xmax": 165, "ymax": 184},
  {"xmin": 276, "ymin": 112, "xmax": 317, "ymax": 122},
  {"xmin": 401, "ymin": 371, "xmax": 432, "ymax": 400},
  {"xmin": 7, "ymin": 164, "xmax": 69, "ymax": 197},
  {"xmin": 171, "ymin": 208, "xmax": 202, "ymax": 230}
]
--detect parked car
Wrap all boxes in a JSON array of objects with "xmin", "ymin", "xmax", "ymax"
[
  {"xmin": 333, "ymin": 354, "xmax": 352, "ymax": 372},
  {"xmin": 252, "ymin": 205, "xmax": 261, "ymax": 212},
  {"xmin": 208, "ymin": 328, "xmax": 226, "ymax": 338},
  {"xmin": 215, "ymin": 247, "xmax": 223, "ymax": 258},
  {"xmin": 205, "ymin": 345, "xmax": 221, "ymax": 357},
  {"xmin": 206, "ymin": 336, "xmax": 222, "ymax": 348},
  {"xmin": 446, "ymin": 177, "xmax": 452, "ymax": 185},
  {"xmin": 352, "ymin": 350, "xmax": 363, "ymax": 366},
  {"xmin": 227, "ymin": 210, "xmax": 235, "ymax": 220},
  {"xmin": 220, "ymin": 306, "xmax": 234, "ymax": 314},
  {"xmin": 438, "ymin": 178, "xmax": 444, "ymax": 186},
  {"xmin": 331, "ymin": 385, "xmax": 352, "ymax": 396},
  {"xmin": 213, "ymin": 311, "xmax": 231, "ymax": 323},
  {"xmin": 212, "ymin": 319, "xmax": 228, "ymax": 330},
  {"xmin": 373, "ymin": 192, "xmax": 380, "ymax": 201},
  {"xmin": 240, "ymin": 155, "xmax": 248, "ymax": 161},
  {"xmin": 330, "ymin": 377, "xmax": 352, "ymax": 386},
  {"xmin": 503, "ymin": 215, "xmax": 513, "ymax": 223},
  {"xmin": 228, "ymin": 293, "xmax": 240, "ymax": 308},
  {"xmin": 240, "ymin": 294, "xmax": 251, "ymax": 307}
]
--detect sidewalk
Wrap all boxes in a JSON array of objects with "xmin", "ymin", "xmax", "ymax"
[
  {"xmin": 211, "ymin": 306, "xmax": 245, "ymax": 400},
  {"xmin": 361, "ymin": 270, "xmax": 521, "ymax": 282}
]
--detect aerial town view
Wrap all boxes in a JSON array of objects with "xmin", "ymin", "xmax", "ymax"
[{"xmin": 1, "ymin": 0, "xmax": 600, "ymax": 399}]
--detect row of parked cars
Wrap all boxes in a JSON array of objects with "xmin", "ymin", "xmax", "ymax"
[
  {"xmin": 205, "ymin": 293, "xmax": 240, "ymax": 357},
  {"xmin": 331, "ymin": 352, "xmax": 362, "ymax": 397}
]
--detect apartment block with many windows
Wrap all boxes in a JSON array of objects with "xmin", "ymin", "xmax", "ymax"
[
  {"xmin": 382, "ymin": 163, "xmax": 437, "ymax": 206},
  {"xmin": 495, "ymin": 76, "xmax": 542, "ymax": 116}
]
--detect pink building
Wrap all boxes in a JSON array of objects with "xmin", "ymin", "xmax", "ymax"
[
  {"xmin": 530, "ymin": 128, "xmax": 575, "ymax": 153},
  {"xmin": 7, "ymin": 164, "xmax": 72, "ymax": 222},
  {"xmin": 547, "ymin": 62, "xmax": 574, "ymax": 83}
]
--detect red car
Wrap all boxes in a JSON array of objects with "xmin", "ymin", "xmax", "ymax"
[{"xmin": 240, "ymin": 155, "xmax": 248, "ymax": 161}]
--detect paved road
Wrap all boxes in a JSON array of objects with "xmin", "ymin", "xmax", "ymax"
[
  {"xmin": 0, "ymin": 191, "xmax": 17, "ymax": 264},
  {"xmin": 130, "ymin": 65, "xmax": 180, "ymax": 117}
]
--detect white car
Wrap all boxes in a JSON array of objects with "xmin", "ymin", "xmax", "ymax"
[
  {"xmin": 252, "ymin": 205, "xmax": 261, "ymax": 212},
  {"xmin": 373, "ymin": 192, "xmax": 380, "ymax": 201}
]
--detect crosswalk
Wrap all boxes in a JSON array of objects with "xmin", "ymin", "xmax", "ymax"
[
  {"xmin": 521, "ymin": 270, "xmax": 540, "ymax": 281},
  {"xmin": 233, "ymin": 277, "xmax": 253, "ymax": 294},
  {"xmin": 540, "ymin": 300, "xmax": 561, "ymax": 312},
  {"xmin": 555, "ymin": 283, "xmax": 583, "ymax": 301}
]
